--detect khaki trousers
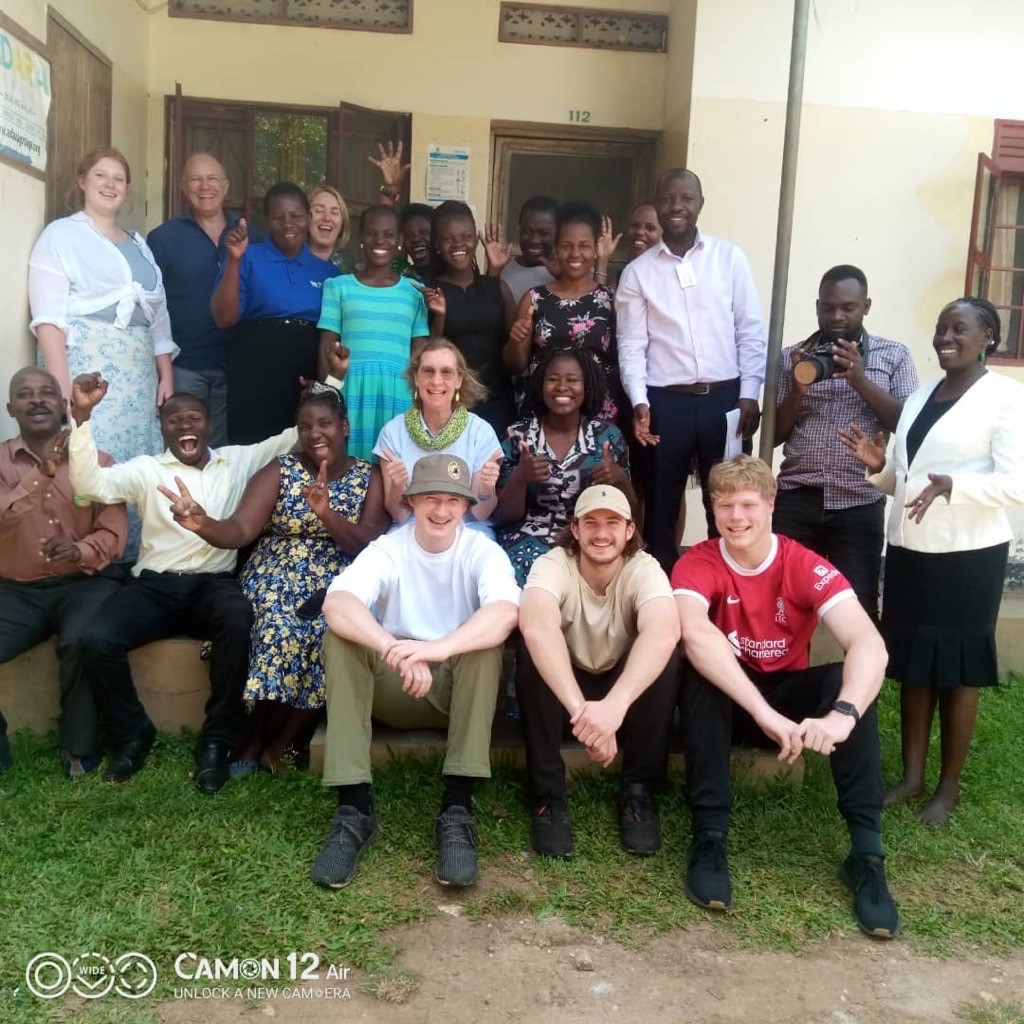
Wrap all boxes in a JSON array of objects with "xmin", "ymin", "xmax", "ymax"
[{"xmin": 322, "ymin": 632, "xmax": 502, "ymax": 786}]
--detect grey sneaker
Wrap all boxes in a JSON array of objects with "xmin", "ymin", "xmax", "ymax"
[
  {"xmin": 434, "ymin": 806, "xmax": 478, "ymax": 887},
  {"xmin": 311, "ymin": 805, "xmax": 378, "ymax": 889}
]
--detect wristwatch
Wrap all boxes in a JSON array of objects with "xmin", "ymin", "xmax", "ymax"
[{"xmin": 831, "ymin": 700, "xmax": 860, "ymax": 723}]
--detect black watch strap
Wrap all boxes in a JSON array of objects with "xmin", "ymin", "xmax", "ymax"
[{"xmin": 832, "ymin": 700, "xmax": 860, "ymax": 723}]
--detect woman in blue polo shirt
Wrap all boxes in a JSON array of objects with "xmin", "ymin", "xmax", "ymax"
[{"xmin": 212, "ymin": 181, "xmax": 339, "ymax": 443}]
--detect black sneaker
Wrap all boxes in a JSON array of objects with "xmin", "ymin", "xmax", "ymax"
[
  {"xmin": 619, "ymin": 783, "xmax": 660, "ymax": 855},
  {"xmin": 685, "ymin": 830, "xmax": 732, "ymax": 910},
  {"xmin": 839, "ymin": 851, "xmax": 899, "ymax": 939},
  {"xmin": 530, "ymin": 797, "xmax": 574, "ymax": 858},
  {"xmin": 434, "ymin": 806, "xmax": 478, "ymax": 887},
  {"xmin": 311, "ymin": 805, "xmax": 378, "ymax": 889}
]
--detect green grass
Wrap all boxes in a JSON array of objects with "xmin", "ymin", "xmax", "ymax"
[
  {"xmin": 960, "ymin": 1000, "xmax": 1024, "ymax": 1024},
  {"xmin": 2, "ymin": 677, "xmax": 1023, "ymax": 1023}
]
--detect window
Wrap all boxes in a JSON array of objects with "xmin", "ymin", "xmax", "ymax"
[
  {"xmin": 498, "ymin": 3, "xmax": 667, "ymax": 53},
  {"xmin": 168, "ymin": 0, "xmax": 412, "ymax": 33},
  {"xmin": 967, "ymin": 120, "xmax": 1024, "ymax": 361},
  {"xmin": 165, "ymin": 93, "xmax": 410, "ymax": 263}
]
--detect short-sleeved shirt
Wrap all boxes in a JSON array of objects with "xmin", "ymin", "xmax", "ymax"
[
  {"xmin": 215, "ymin": 238, "xmax": 339, "ymax": 323},
  {"xmin": 525, "ymin": 547, "xmax": 672, "ymax": 674},
  {"xmin": 317, "ymin": 274, "xmax": 428, "ymax": 361},
  {"xmin": 671, "ymin": 534, "xmax": 854, "ymax": 674},
  {"xmin": 327, "ymin": 522, "xmax": 521, "ymax": 640},
  {"xmin": 501, "ymin": 260, "xmax": 554, "ymax": 305},
  {"xmin": 776, "ymin": 332, "xmax": 919, "ymax": 508}
]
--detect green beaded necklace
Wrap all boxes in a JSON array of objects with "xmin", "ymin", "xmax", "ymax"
[{"xmin": 404, "ymin": 405, "xmax": 469, "ymax": 451}]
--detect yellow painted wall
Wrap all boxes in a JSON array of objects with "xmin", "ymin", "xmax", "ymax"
[
  {"xmin": 143, "ymin": 0, "xmax": 673, "ymax": 226},
  {"xmin": 659, "ymin": 0, "xmax": 696, "ymax": 171}
]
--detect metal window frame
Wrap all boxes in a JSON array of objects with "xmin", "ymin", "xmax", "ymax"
[
  {"xmin": 167, "ymin": 0, "xmax": 414, "ymax": 35},
  {"xmin": 497, "ymin": 2, "xmax": 667, "ymax": 53}
]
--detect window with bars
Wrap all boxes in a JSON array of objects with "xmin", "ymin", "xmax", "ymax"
[
  {"xmin": 966, "ymin": 120, "xmax": 1024, "ymax": 361},
  {"xmin": 498, "ymin": 3, "xmax": 667, "ymax": 53},
  {"xmin": 168, "ymin": 0, "xmax": 413, "ymax": 33}
]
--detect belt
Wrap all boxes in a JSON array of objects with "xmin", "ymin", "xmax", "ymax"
[{"xmin": 660, "ymin": 378, "xmax": 739, "ymax": 395}]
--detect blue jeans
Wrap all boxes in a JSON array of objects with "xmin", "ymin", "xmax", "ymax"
[{"xmin": 173, "ymin": 365, "xmax": 228, "ymax": 448}]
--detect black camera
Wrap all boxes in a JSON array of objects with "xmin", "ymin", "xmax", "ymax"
[{"xmin": 793, "ymin": 333, "xmax": 866, "ymax": 386}]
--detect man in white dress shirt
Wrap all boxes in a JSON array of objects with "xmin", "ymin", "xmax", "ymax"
[
  {"xmin": 68, "ymin": 373, "xmax": 296, "ymax": 793},
  {"xmin": 616, "ymin": 168, "xmax": 767, "ymax": 573}
]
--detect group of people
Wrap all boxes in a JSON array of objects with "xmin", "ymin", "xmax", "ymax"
[{"xmin": 4, "ymin": 141, "xmax": 1023, "ymax": 944}]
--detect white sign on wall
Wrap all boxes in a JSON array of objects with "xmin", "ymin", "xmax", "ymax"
[
  {"xmin": 426, "ymin": 145, "xmax": 470, "ymax": 205},
  {"xmin": 0, "ymin": 20, "xmax": 50, "ymax": 176}
]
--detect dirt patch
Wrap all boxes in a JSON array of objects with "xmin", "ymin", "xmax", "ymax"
[{"xmin": 157, "ymin": 911, "xmax": 1024, "ymax": 1024}]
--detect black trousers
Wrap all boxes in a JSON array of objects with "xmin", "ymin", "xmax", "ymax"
[
  {"xmin": 0, "ymin": 572, "xmax": 122, "ymax": 755},
  {"xmin": 516, "ymin": 639, "xmax": 680, "ymax": 800},
  {"xmin": 679, "ymin": 661, "xmax": 883, "ymax": 836},
  {"xmin": 79, "ymin": 571, "xmax": 253, "ymax": 748},
  {"xmin": 645, "ymin": 382, "xmax": 740, "ymax": 575},
  {"xmin": 772, "ymin": 486, "xmax": 885, "ymax": 621}
]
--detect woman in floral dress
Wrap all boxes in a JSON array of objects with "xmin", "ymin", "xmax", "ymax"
[
  {"xmin": 494, "ymin": 347, "xmax": 634, "ymax": 586},
  {"xmin": 503, "ymin": 200, "xmax": 625, "ymax": 424},
  {"xmin": 174, "ymin": 386, "xmax": 388, "ymax": 773}
]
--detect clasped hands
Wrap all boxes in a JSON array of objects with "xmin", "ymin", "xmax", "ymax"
[
  {"xmin": 380, "ymin": 637, "xmax": 449, "ymax": 698},
  {"xmin": 757, "ymin": 706, "xmax": 856, "ymax": 763}
]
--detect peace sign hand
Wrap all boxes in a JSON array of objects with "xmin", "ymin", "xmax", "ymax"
[
  {"xmin": 480, "ymin": 222, "xmax": 512, "ymax": 274},
  {"xmin": 302, "ymin": 458, "xmax": 331, "ymax": 519},
  {"xmin": 157, "ymin": 475, "xmax": 208, "ymax": 532}
]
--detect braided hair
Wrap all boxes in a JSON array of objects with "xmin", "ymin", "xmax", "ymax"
[
  {"xmin": 946, "ymin": 297, "xmax": 1002, "ymax": 356},
  {"xmin": 523, "ymin": 345, "xmax": 608, "ymax": 422}
]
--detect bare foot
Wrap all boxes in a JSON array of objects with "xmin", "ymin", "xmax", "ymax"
[
  {"xmin": 883, "ymin": 778, "xmax": 926, "ymax": 807},
  {"xmin": 260, "ymin": 750, "xmax": 290, "ymax": 776},
  {"xmin": 919, "ymin": 784, "xmax": 959, "ymax": 825}
]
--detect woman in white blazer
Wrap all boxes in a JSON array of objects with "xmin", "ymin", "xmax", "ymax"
[
  {"xmin": 29, "ymin": 148, "xmax": 178, "ymax": 466},
  {"xmin": 842, "ymin": 298, "xmax": 1024, "ymax": 824}
]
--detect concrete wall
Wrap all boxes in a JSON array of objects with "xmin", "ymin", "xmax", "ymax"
[
  {"xmin": 0, "ymin": 0, "xmax": 151, "ymax": 435},
  {"xmin": 144, "ymin": 0, "xmax": 674, "ymax": 225}
]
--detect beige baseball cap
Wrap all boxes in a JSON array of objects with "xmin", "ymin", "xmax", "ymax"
[
  {"xmin": 574, "ymin": 485, "xmax": 632, "ymax": 521},
  {"xmin": 403, "ymin": 453, "xmax": 477, "ymax": 504}
]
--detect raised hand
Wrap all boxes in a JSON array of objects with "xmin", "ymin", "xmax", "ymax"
[
  {"xmin": 474, "ymin": 450, "xmax": 502, "ymax": 497},
  {"xmin": 590, "ymin": 440, "xmax": 624, "ymax": 486},
  {"xmin": 421, "ymin": 286, "xmax": 447, "ymax": 318},
  {"xmin": 70, "ymin": 373, "xmax": 108, "ymax": 424},
  {"xmin": 40, "ymin": 427, "xmax": 71, "ymax": 476},
  {"xmin": 514, "ymin": 441, "xmax": 550, "ymax": 484},
  {"xmin": 509, "ymin": 309, "xmax": 534, "ymax": 347},
  {"xmin": 596, "ymin": 215, "xmax": 622, "ymax": 263},
  {"xmin": 379, "ymin": 447, "xmax": 409, "ymax": 494},
  {"xmin": 156, "ymin": 475, "xmax": 208, "ymax": 532},
  {"xmin": 632, "ymin": 404, "xmax": 660, "ymax": 447},
  {"xmin": 480, "ymin": 221, "xmax": 512, "ymax": 274},
  {"xmin": 224, "ymin": 218, "xmax": 249, "ymax": 262},
  {"xmin": 905, "ymin": 472, "xmax": 953, "ymax": 524},
  {"xmin": 368, "ymin": 140, "xmax": 410, "ymax": 189},
  {"xmin": 302, "ymin": 457, "xmax": 331, "ymax": 519},
  {"xmin": 838, "ymin": 423, "xmax": 886, "ymax": 473},
  {"xmin": 324, "ymin": 341, "xmax": 351, "ymax": 381}
]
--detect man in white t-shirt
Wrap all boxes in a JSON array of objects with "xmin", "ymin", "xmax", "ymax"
[
  {"xmin": 519, "ymin": 486, "xmax": 680, "ymax": 859},
  {"xmin": 313, "ymin": 454, "xmax": 520, "ymax": 890}
]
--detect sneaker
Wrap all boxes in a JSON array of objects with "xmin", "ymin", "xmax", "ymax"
[
  {"xmin": 63, "ymin": 754, "xmax": 102, "ymax": 779},
  {"xmin": 619, "ymin": 783, "xmax": 660, "ymax": 855},
  {"xmin": 311, "ymin": 805, "xmax": 378, "ymax": 889},
  {"xmin": 434, "ymin": 806, "xmax": 478, "ymax": 887},
  {"xmin": 839, "ymin": 851, "xmax": 899, "ymax": 939},
  {"xmin": 530, "ymin": 797, "xmax": 574, "ymax": 859},
  {"xmin": 685, "ymin": 830, "xmax": 732, "ymax": 910}
]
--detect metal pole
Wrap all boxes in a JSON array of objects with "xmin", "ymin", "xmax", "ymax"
[{"xmin": 758, "ymin": 0, "xmax": 810, "ymax": 462}]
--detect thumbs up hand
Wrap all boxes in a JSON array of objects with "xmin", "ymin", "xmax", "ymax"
[
  {"xmin": 225, "ymin": 217, "xmax": 249, "ymax": 261},
  {"xmin": 590, "ymin": 439, "xmax": 625, "ymax": 487},
  {"xmin": 513, "ymin": 440, "xmax": 551, "ymax": 484}
]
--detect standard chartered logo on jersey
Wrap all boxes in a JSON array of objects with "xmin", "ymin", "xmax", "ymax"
[{"xmin": 24, "ymin": 952, "xmax": 157, "ymax": 1000}]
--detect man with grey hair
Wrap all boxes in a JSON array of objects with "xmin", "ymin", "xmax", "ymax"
[{"xmin": 148, "ymin": 153, "xmax": 253, "ymax": 445}]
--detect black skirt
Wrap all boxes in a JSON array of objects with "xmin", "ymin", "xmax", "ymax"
[
  {"xmin": 881, "ymin": 542, "xmax": 1009, "ymax": 689},
  {"xmin": 226, "ymin": 318, "xmax": 319, "ymax": 444}
]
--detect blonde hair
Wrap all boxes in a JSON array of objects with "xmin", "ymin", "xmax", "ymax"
[
  {"xmin": 405, "ymin": 337, "xmax": 487, "ymax": 411},
  {"xmin": 67, "ymin": 147, "xmax": 131, "ymax": 213},
  {"xmin": 308, "ymin": 184, "xmax": 351, "ymax": 250},
  {"xmin": 709, "ymin": 455, "xmax": 778, "ymax": 502}
]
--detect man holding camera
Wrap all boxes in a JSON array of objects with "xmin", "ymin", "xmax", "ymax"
[{"xmin": 773, "ymin": 266, "xmax": 917, "ymax": 618}]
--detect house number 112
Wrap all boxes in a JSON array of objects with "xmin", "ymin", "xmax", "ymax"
[{"xmin": 568, "ymin": 110, "xmax": 591, "ymax": 123}]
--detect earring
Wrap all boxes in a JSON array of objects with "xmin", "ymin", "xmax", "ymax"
[
  {"xmin": 979, "ymin": 350, "xmax": 988, "ymax": 363},
  {"xmin": 455, "ymin": 389, "xmax": 461, "ymax": 404}
]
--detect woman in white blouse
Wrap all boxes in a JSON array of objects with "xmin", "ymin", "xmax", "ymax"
[
  {"xmin": 842, "ymin": 297, "xmax": 1024, "ymax": 825},
  {"xmin": 29, "ymin": 148, "xmax": 178, "ymax": 464}
]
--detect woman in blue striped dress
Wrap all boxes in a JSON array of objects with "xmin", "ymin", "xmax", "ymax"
[{"xmin": 317, "ymin": 205, "xmax": 430, "ymax": 461}]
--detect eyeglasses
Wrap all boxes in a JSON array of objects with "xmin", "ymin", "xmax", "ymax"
[{"xmin": 416, "ymin": 367, "xmax": 459, "ymax": 380}]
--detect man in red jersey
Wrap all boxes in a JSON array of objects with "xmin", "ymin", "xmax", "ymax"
[{"xmin": 673, "ymin": 455, "xmax": 898, "ymax": 939}]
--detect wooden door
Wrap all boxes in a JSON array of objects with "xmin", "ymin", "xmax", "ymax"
[{"xmin": 45, "ymin": 12, "xmax": 111, "ymax": 222}]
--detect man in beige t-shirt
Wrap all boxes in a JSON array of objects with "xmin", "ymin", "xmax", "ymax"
[{"xmin": 518, "ymin": 485, "xmax": 681, "ymax": 859}]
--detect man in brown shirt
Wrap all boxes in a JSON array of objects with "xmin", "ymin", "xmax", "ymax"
[{"xmin": 0, "ymin": 367, "xmax": 127, "ymax": 776}]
